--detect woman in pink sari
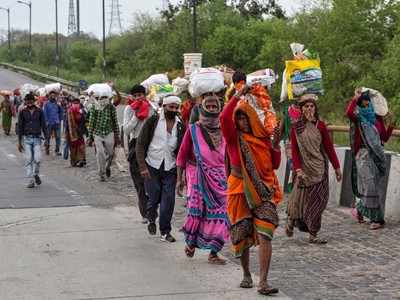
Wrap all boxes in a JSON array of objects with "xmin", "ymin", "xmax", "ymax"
[{"xmin": 177, "ymin": 96, "xmax": 229, "ymax": 264}]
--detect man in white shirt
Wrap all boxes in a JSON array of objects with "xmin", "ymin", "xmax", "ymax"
[
  {"xmin": 135, "ymin": 96, "xmax": 185, "ymax": 243},
  {"xmin": 123, "ymin": 85, "xmax": 153, "ymax": 224}
]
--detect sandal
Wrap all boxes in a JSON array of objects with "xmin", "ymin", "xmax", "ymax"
[
  {"xmin": 309, "ymin": 235, "xmax": 328, "ymax": 244},
  {"xmin": 208, "ymin": 254, "xmax": 226, "ymax": 265},
  {"xmin": 184, "ymin": 246, "xmax": 195, "ymax": 258},
  {"xmin": 239, "ymin": 276, "xmax": 253, "ymax": 288},
  {"xmin": 285, "ymin": 223, "xmax": 294, "ymax": 237},
  {"xmin": 370, "ymin": 223, "xmax": 384, "ymax": 230},
  {"xmin": 258, "ymin": 286, "xmax": 279, "ymax": 296},
  {"xmin": 351, "ymin": 208, "xmax": 365, "ymax": 224}
]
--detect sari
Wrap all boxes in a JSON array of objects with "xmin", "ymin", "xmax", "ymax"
[
  {"xmin": 287, "ymin": 120, "xmax": 329, "ymax": 234},
  {"xmin": 67, "ymin": 105, "xmax": 86, "ymax": 166},
  {"xmin": 183, "ymin": 123, "xmax": 230, "ymax": 253},
  {"xmin": 228, "ymin": 100, "xmax": 282, "ymax": 258},
  {"xmin": 1, "ymin": 97, "xmax": 13, "ymax": 134},
  {"xmin": 350, "ymin": 109, "xmax": 387, "ymax": 223}
]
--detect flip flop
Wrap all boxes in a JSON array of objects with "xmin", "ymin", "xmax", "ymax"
[
  {"xmin": 258, "ymin": 286, "xmax": 279, "ymax": 296},
  {"xmin": 184, "ymin": 246, "xmax": 195, "ymax": 258},
  {"xmin": 208, "ymin": 254, "xmax": 226, "ymax": 265},
  {"xmin": 239, "ymin": 276, "xmax": 253, "ymax": 288},
  {"xmin": 285, "ymin": 223, "xmax": 294, "ymax": 237},
  {"xmin": 309, "ymin": 236, "xmax": 328, "ymax": 244}
]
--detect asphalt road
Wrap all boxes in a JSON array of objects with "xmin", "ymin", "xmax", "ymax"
[{"xmin": 0, "ymin": 67, "xmax": 129, "ymax": 209}]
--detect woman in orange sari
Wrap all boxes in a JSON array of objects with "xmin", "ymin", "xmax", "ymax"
[{"xmin": 220, "ymin": 72, "xmax": 282, "ymax": 296}]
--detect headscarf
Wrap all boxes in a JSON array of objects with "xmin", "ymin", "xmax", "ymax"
[
  {"xmin": 234, "ymin": 99, "xmax": 269, "ymax": 139},
  {"xmin": 357, "ymin": 92, "xmax": 376, "ymax": 125},
  {"xmin": 198, "ymin": 96, "xmax": 222, "ymax": 150},
  {"xmin": 163, "ymin": 95, "xmax": 182, "ymax": 106},
  {"xmin": 130, "ymin": 96, "xmax": 151, "ymax": 120}
]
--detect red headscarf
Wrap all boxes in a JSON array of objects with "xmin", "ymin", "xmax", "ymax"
[{"xmin": 130, "ymin": 97, "xmax": 151, "ymax": 120}]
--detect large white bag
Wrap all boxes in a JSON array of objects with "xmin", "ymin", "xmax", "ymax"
[
  {"xmin": 87, "ymin": 83, "xmax": 112, "ymax": 98},
  {"xmin": 45, "ymin": 83, "xmax": 62, "ymax": 94},
  {"xmin": 141, "ymin": 74, "xmax": 169, "ymax": 92},
  {"xmin": 361, "ymin": 87, "xmax": 388, "ymax": 117},
  {"xmin": 172, "ymin": 77, "xmax": 189, "ymax": 94},
  {"xmin": 20, "ymin": 83, "xmax": 40, "ymax": 98},
  {"xmin": 189, "ymin": 68, "xmax": 225, "ymax": 98},
  {"xmin": 247, "ymin": 68, "xmax": 277, "ymax": 89}
]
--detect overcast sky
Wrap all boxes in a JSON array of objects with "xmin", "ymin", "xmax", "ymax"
[{"xmin": 0, "ymin": 0, "xmax": 305, "ymax": 38}]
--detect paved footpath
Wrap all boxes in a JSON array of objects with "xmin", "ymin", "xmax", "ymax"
[{"xmin": 1, "ymin": 127, "xmax": 400, "ymax": 299}]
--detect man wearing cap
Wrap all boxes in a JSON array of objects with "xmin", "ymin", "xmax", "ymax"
[
  {"xmin": 43, "ymin": 90, "xmax": 63, "ymax": 156},
  {"xmin": 136, "ymin": 95, "xmax": 185, "ymax": 242},
  {"xmin": 88, "ymin": 92, "xmax": 120, "ymax": 182},
  {"xmin": 123, "ymin": 84, "xmax": 154, "ymax": 224},
  {"xmin": 17, "ymin": 93, "xmax": 47, "ymax": 188}
]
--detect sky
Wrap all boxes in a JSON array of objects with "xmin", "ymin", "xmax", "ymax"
[{"xmin": 0, "ymin": 0, "xmax": 305, "ymax": 38}]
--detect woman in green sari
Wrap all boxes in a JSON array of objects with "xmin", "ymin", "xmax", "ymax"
[{"xmin": 0, "ymin": 94, "xmax": 13, "ymax": 135}]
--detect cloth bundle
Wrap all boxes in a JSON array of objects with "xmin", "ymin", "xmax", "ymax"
[{"xmin": 188, "ymin": 68, "xmax": 225, "ymax": 98}]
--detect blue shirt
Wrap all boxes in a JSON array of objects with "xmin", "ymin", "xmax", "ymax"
[{"xmin": 43, "ymin": 100, "xmax": 63, "ymax": 125}]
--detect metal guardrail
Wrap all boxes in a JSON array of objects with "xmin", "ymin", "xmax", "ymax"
[
  {"xmin": 0, "ymin": 62, "xmax": 79, "ymax": 89},
  {"xmin": 327, "ymin": 125, "xmax": 400, "ymax": 137},
  {"xmin": 0, "ymin": 62, "xmax": 130, "ymax": 101}
]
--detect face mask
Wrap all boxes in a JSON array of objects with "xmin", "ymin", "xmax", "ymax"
[
  {"xmin": 164, "ymin": 110, "xmax": 177, "ymax": 120},
  {"xmin": 72, "ymin": 103, "xmax": 80, "ymax": 110}
]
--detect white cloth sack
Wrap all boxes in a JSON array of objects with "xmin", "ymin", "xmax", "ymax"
[
  {"xmin": 361, "ymin": 87, "xmax": 388, "ymax": 117},
  {"xmin": 87, "ymin": 83, "xmax": 113, "ymax": 98},
  {"xmin": 188, "ymin": 68, "xmax": 225, "ymax": 98},
  {"xmin": 172, "ymin": 77, "xmax": 189, "ymax": 94},
  {"xmin": 20, "ymin": 83, "xmax": 40, "ymax": 98},
  {"xmin": 141, "ymin": 74, "xmax": 169, "ymax": 92},
  {"xmin": 45, "ymin": 83, "xmax": 62, "ymax": 94}
]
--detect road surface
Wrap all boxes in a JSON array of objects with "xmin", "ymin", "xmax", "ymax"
[{"xmin": 0, "ymin": 67, "xmax": 291, "ymax": 300}]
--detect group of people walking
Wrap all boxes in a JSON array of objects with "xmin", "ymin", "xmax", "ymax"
[{"xmin": 0, "ymin": 67, "xmax": 396, "ymax": 296}]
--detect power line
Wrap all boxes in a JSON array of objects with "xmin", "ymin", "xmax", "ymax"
[{"xmin": 108, "ymin": 0, "xmax": 122, "ymax": 36}]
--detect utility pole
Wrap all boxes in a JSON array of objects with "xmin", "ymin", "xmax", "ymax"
[
  {"xmin": 76, "ymin": 0, "xmax": 80, "ymax": 36},
  {"xmin": 17, "ymin": 1, "xmax": 31, "ymax": 58},
  {"xmin": 55, "ymin": 0, "xmax": 59, "ymax": 77},
  {"xmin": 102, "ymin": 0, "xmax": 106, "ymax": 79},
  {"xmin": 192, "ymin": 0, "xmax": 197, "ymax": 52},
  {"xmin": 0, "ymin": 7, "xmax": 11, "ymax": 53}
]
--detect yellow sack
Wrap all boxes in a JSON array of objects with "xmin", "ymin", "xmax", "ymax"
[{"xmin": 285, "ymin": 59, "xmax": 323, "ymax": 100}]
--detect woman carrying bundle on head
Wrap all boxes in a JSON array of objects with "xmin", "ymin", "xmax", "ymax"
[
  {"xmin": 176, "ymin": 95, "xmax": 229, "ymax": 265},
  {"xmin": 286, "ymin": 94, "xmax": 342, "ymax": 244}
]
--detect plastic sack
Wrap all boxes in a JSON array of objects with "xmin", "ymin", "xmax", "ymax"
[
  {"xmin": 37, "ymin": 87, "xmax": 46, "ymax": 97},
  {"xmin": 172, "ymin": 77, "xmax": 189, "ymax": 94},
  {"xmin": 361, "ymin": 87, "xmax": 388, "ymax": 117},
  {"xmin": 247, "ymin": 69, "xmax": 277, "ymax": 89},
  {"xmin": 87, "ymin": 83, "xmax": 112, "ymax": 98},
  {"xmin": 188, "ymin": 68, "xmax": 225, "ymax": 98},
  {"xmin": 20, "ymin": 83, "xmax": 40, "ymax": 98},
  {"xmin": 141, "ymin": 74, "xmax": 169, "ymax": 92},
  {"xmin": 285, "ymin": 59, "xmax": 324, "ymax": 100},
  {"xmin": 45, "ymin": 83, "xmax": 62, "ymax": 94},
  {"xmin": 148, "ymin": 84, "xmax": 174, "ymax": 108}
]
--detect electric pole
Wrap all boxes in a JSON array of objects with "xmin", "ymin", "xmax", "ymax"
[
  {"xmin": 68, "ymin": 0, "xmax": 77, "ymax": 35},
  {"xmin": 76, "ymin": 0, "xmax": 80, "ymax": 36},
  {"xmin": 55, "ymin": 0, "xmax": 59, "ymax": 77},
  {"xmin": 0, "ymin": 7, "xmax": 11, "ymax": 52},
  {"xmin": 109, "ymin": 0, "xmax": 123, "ymax": 36},
  {"xmin": 17, "ymin": 1, "xmax": 32, "ymax": 58}
]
